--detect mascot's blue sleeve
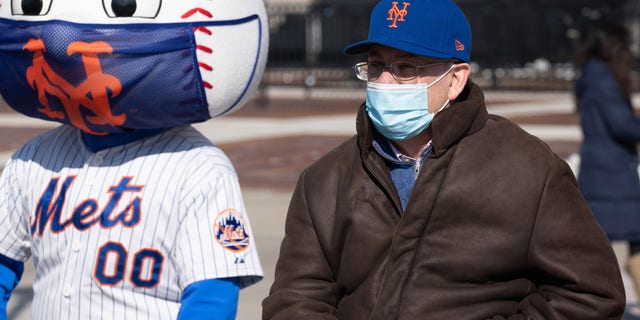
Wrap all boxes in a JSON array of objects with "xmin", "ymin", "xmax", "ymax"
[
  {"xmin": 178, "ymin": 277, "xmax": 240, "ymax": 320},
  {"xmin": 0, "ymin": 254, "xmax": 24, "ymax": 320}
]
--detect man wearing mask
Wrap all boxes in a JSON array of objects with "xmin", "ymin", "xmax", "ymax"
[{"xmin": 262, "ymin": 0, "xmax": 625, "ymax": 319}]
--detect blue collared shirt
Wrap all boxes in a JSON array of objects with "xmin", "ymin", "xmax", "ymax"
[{"xmin": 373, "ymin": 135, "xmax": 433, "ymax": 210}]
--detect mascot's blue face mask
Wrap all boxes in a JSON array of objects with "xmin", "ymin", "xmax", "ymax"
[
  {"xmin": 0, "ymin": 20, "xmax": 211, "ymax": 135},
  {"xmin": 0, "ymin": 1, "xmax": 268, "ymax": 136}
]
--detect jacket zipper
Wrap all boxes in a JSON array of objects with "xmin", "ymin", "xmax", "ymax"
[{"xmin": 364, "ymin": 153, "xmax": 403, "ymax": 215}]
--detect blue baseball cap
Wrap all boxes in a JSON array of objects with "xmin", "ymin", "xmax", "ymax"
[{"xmin": 344, "ymin": 0, "xmax": 471, "ymax": 62}]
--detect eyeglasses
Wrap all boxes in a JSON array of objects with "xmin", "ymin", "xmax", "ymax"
[{"xmin": 353, "ymin": 61, "xmax": 452, "ymax": 82}]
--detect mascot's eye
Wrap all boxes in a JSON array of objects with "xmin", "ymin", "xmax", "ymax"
[
  {"xmin": 11, "ymin": 0, "xmax": 53, "ymax": 16},
  {"xmin": 102, "ymin": 0, "xmax": 161, "ymax": 18},
  {"xmin": 111, "ymin": 0, "xmax": 136, "ymax": 17}
]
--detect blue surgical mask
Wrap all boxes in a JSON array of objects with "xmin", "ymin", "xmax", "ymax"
[
  {"xmin": 0, "ymin": 19, "xmax": 214, "ymax": 135},
  {"xmin": 365, "ymin": 65, "xmax": 453, "ymax": 141}
]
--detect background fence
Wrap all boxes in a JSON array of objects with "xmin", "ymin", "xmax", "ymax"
[{"xmin": 263, "ymin": 0, "xmax": 640, "ymax": 90}]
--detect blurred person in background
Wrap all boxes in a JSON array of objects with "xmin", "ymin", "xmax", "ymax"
[
  {"xmin": 263, "ymin": 0, "xmax": 625, "ymax": 319},
  {"xmin": 575, "ymin": 21, "xmax": 640, "ymax": 319}
]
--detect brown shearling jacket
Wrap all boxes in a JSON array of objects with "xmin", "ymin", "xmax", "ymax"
[{"xmin": 263, "ymin": 83, "xmax": 625, "ymax": 319}]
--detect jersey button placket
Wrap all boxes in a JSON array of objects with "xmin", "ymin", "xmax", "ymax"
[
  {"xmin": 92, "ymin": 155, "xmax": 104, "ymax": 166},
  {"xmin": 71, "ymin": 240, "xmax": 82, "ymax": 252},
  {"xmin": 86, "ymin": 175, "xmax": 97, "ymax": 187},
  {"xmin": 63, "ymin": 285, "xmax": 73, "ymax": 299}
]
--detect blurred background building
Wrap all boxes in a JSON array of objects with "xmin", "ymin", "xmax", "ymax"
[{"xmin": 263, "ymin": 0, "xmax": 640, "ymax": 90}]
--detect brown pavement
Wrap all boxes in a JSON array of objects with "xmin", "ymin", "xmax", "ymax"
[{"xmin": 0, "ymin": 89, "xmax": 583, "ymax": 191}]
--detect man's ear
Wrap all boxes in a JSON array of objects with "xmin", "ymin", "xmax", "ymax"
[{"xmin": 448, "ymin": 63, "xmax": 471, "ymax": 101}]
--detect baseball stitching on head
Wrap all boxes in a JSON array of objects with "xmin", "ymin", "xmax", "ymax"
[{"xmin": 182, "ymin": 7, "xmax": 214, "ymax": 90}]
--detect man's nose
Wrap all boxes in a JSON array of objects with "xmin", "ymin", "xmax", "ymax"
[{"xmin": 375, "ymin": 69, "xmax": 398, "ymax": 84}]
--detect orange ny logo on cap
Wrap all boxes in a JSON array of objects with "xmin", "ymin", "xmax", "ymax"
[{"xmin": 387, "ymin": 1, "xmax": 410, "ymax": 28}]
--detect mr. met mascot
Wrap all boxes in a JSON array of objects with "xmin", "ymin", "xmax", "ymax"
[{"xmin": 0, "ymin": 0, "xmax": 268, "ymax": 319}]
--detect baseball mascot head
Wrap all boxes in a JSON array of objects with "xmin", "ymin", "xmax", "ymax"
[{"xmin": 0, "ymin": 0, "xmax": 268, "ymax": 135}]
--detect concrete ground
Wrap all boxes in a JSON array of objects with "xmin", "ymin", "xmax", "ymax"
[{"xmin": 1, "ymin": 87, "xmax": 637, "ymax": 319}]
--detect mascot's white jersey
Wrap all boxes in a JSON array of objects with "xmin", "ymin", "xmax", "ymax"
[{"xmin": 0, "ymin": 125, "xmax": 262, "ymax": 319}]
